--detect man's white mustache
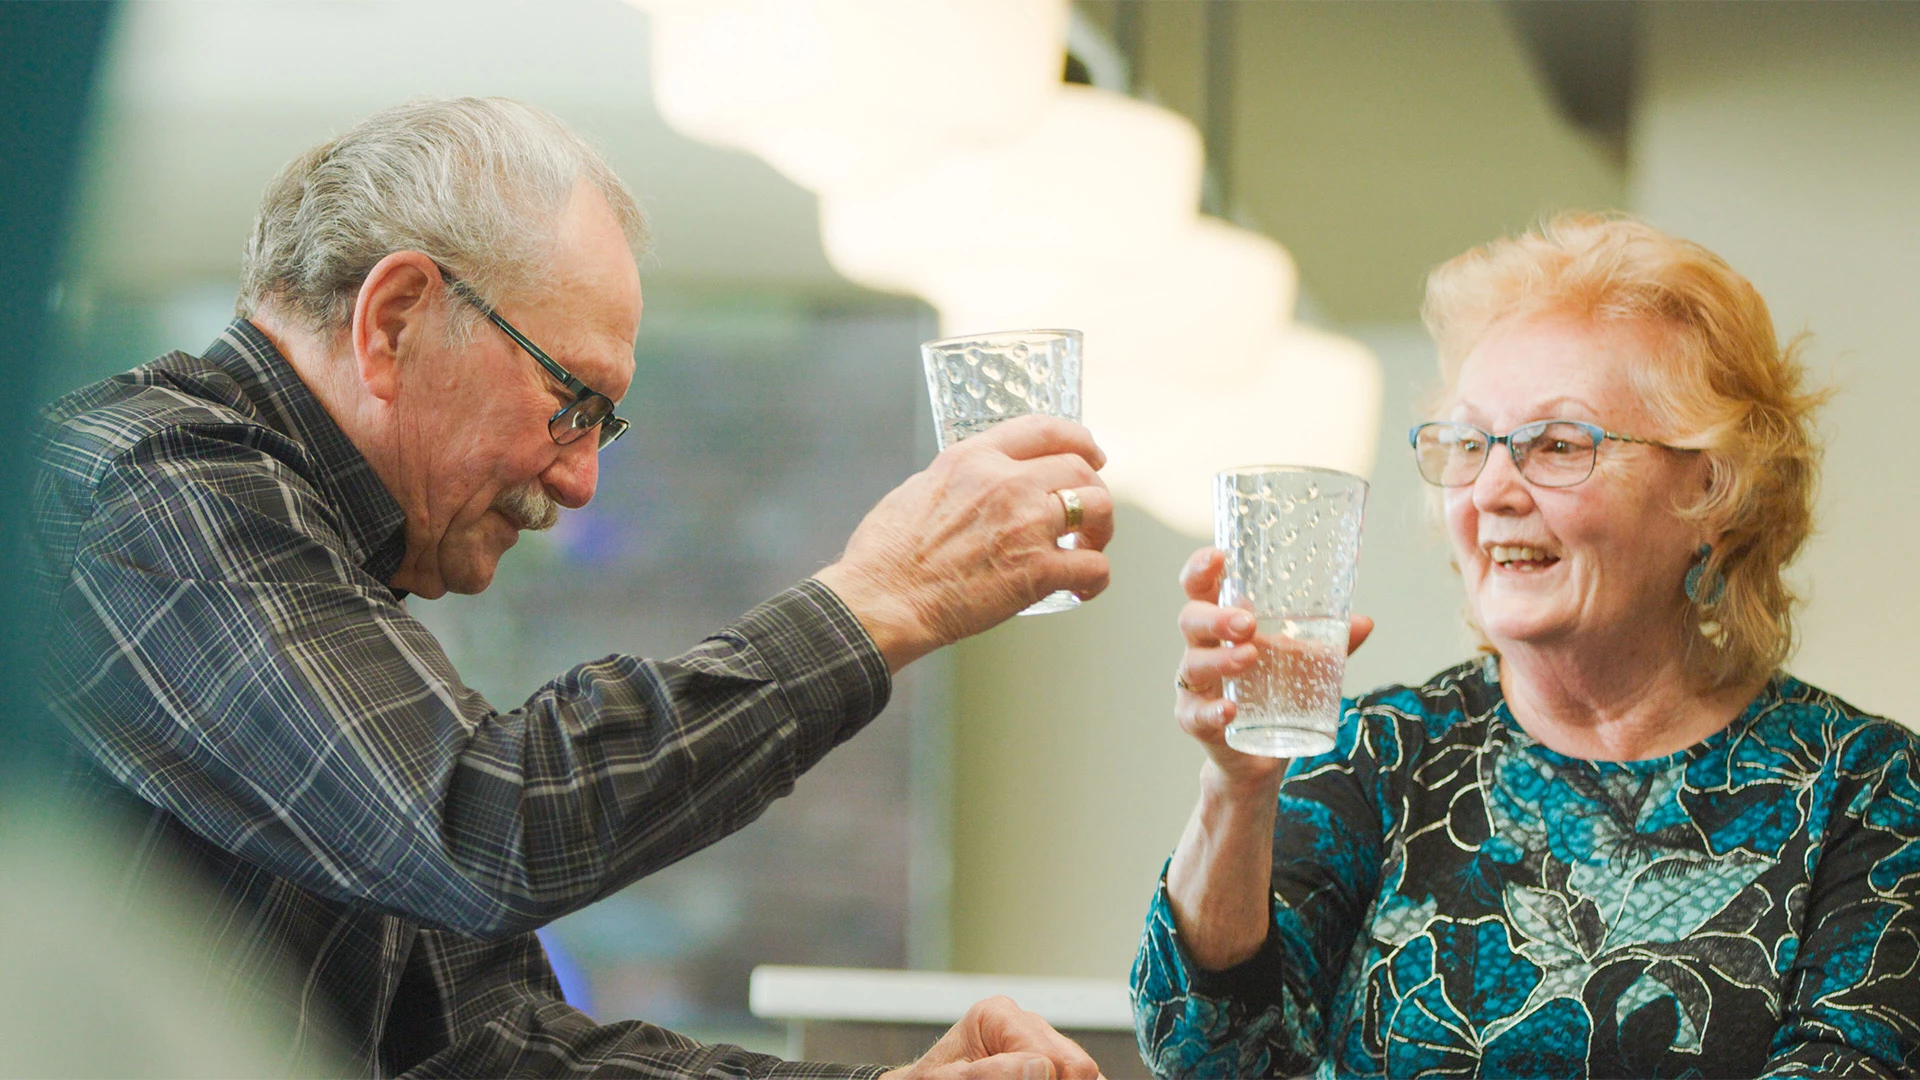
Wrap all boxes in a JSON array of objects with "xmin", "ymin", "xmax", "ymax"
[{"xmin": 495, "ymin": 483, "xmax": 560, "ymax": 531}]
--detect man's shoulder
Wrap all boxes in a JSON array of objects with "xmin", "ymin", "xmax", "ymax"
[
  {"xmin": 38, "ymin": 350, "xmax": 294, "ymax": 490},
  {"xmin": 32, "ymin": 347, "xmax": 334, "ymax": 568}
]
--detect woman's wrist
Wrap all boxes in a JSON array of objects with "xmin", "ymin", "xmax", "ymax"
[
  {"xmin": 1198, "ymin": 755, "xmax": 1286, "ymax": 807},
  {"xmin": 1166, "ymin": 760, "xmax": 1285, "ymax": 971}
]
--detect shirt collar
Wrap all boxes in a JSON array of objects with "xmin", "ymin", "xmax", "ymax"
[{"xmin": 204, "ymin": 319, "xmax": 411, "ymax": 586}]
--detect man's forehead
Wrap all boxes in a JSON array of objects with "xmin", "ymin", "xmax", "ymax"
[
  {"xmin": 554, "ymin": 263, "xmax": 640, "ymax": 380},
  {"xmin": 496, "ymin": 182, "xmax": 641, "ymax": 398},
  {"xmin": 542, "ymin": 319, "xmax": 636, "ymax": 403}
]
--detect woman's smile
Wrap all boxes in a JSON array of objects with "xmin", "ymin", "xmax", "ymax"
[{"xmin": 1485, "ymin": 543, "xmax": 1560, "ymax": 571}]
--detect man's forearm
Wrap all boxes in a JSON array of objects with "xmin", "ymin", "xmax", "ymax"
[{"xmin": 58, "ymin": 548, "xmax": 887, "ymax": 937}]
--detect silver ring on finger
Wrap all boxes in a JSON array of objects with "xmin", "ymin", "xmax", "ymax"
[{"xmin": 1054, "ymin": 487, "xmax": 1084, "ymax": 532}]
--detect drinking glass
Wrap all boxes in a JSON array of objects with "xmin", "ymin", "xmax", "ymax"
[
  {"xmin": 921, "ymin": 329, "xmax": 1083, "ymax": 616},
  {"xmin": 1213, "ymin": 465, "xmax": 1368, "ymax": 756}
]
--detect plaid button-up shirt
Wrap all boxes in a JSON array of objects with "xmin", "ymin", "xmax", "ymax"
[{"xmin": 33, "ymin": 320, "xmax": 893, "ymax": 1078}]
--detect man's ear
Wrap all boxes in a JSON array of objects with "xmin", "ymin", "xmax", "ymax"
[{"xmin": 350, "ymin": 251, "xmax": 442, "ymax": 403}]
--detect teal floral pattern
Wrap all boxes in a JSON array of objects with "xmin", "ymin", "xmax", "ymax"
[{"xmin": 1132, "ymin": 660, "xmax": 1920, "ymax": 1077}]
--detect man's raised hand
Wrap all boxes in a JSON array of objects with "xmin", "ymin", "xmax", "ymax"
[{"xmin": 815, "ymin": 415, "xmax": 1113, "ymax": 673}]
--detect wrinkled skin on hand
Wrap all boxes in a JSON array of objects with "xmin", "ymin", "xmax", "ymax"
[
  {"xmin": 1171, "ymin": 546, "xmax": 1374, "ymax": 786},
  {"xmin": 815, "ymin": 415, "xmax": 1114, "ymax": 673},
  {"xmin": 878, "ymin": 996, "xmax": 1102, "ymax": 1080}
]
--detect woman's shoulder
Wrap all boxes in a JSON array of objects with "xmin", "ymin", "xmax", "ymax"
[
  {"xmin": 1746, "ymin": 678, "xmax": 1920, "ymax": 868},
  {"xmin": 1757, "ymin": 675, "xmax": 1920, "ymax": 771},
  {"xmin": 1708, "ymin": 676, "xmax": 1920, "ymax": 836},
  {"xmin": 1343, "ymin": 656, "xmax": 1504, "ymax": 749}
]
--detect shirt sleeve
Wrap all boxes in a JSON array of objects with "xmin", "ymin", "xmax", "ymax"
[
  {"xmin": 46, "ymin": 425, "xmax": 892, "ymax": 939},
  {"xmin": 390, "ymin": 929, "xmax": 887, "ymax": 1079},
  {"xmin": 1130, "ymin": 703, "xmax": 1387, "ymax": 1079},
  {"xmin": 1762, "ymin": 727, "xmax": 1920, "ymax": 1076}
]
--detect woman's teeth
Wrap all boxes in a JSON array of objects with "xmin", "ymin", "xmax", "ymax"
[{"xmin": 1490, "ymin": 545, "xmax": 1556, "ymax": 566}]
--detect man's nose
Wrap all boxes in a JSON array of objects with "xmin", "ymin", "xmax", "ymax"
[{"xmin": 542, "ymin": 436, "xmax": 600, "ymax": 509}]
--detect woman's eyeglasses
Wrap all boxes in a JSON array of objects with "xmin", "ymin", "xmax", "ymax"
[{"xmin": 1409, "ymin": 420, "xmax": 1688, "ymax": 488}]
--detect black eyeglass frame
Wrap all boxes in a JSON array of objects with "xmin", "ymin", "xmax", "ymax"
[
  {"xmin": 441, "ymin": 270, "xmax": 629, "ymax": 449},
  {"xmin": 1408, "ymin": 419, "xmax": 1690, "ymax": 489}
]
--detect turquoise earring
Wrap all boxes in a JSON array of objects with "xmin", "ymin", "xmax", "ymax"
[{"xmin": 1685, "ymin": 543, "xmax": 1726, "ymax": 606}]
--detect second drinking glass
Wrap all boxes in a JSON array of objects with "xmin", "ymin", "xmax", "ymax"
[{"xmin": 1214, "ymin": 465, "xmax": 1368, "ymax": 756}]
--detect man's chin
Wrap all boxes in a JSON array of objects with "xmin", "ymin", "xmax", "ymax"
[
  {"xmin": 393, "ymin": 524, "xmax": 518, "ymax": 598},
  {"xmin": 428, "ymin": 540, "xmax": 511, "ymax": 597},
  {"xmin": 442, "ymin": 559, "xmax": 503, "ymax": 596},
  {"xmin": 452, "ymin": 540, "xmax": 514, "ymax": 594}
]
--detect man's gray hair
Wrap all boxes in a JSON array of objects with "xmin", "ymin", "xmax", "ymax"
[{"xmin": 237, "ymin": 96, "xmax": 647, "ymax": 335}]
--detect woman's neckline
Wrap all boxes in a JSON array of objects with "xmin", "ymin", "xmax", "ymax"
[{"xmin": 1478, "ymin": 654, "xmax": 1784, "ymax": 773}]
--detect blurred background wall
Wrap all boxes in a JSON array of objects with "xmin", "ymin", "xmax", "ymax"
[{"xmin": 44, "ymin": 0, "xmax": 1918, "ymax": 1049}]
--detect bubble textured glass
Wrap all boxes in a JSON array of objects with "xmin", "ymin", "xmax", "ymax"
[
  {"xmin": 1213, "ymin": 465, "xmax": 1368, "ymax": 757},
  {"xmin": 922, "ymin": 329, "xmax": 1083, "ymax": 615}
]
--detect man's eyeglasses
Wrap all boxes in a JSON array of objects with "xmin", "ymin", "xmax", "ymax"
[
  {"xmin": 1409, "ymin": 419, "xmax": 1688, "ymax": 488},
  {"xmin": 442, "ymin": 271, "xmax": 629, "ymax": 449}
]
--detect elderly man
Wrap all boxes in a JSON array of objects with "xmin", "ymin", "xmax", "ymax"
[{"xmin": 33, "ymin": 98, "xmax": 1111, "ymax": 1078}]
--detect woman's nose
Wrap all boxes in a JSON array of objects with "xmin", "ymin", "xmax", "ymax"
[{"xmin": 1471, "ymin": 443, "xmax": 1533, "ymax": 513}]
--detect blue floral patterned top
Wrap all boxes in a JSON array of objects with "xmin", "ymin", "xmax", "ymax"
[{"xmin": 1132, "ymin": 659, "xmax": 1920, "ymax": 1078}]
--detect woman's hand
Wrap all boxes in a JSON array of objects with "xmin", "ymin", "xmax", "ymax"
[
  {"xmin": 1174, "ymin": 547, "xmax": 1374, "ymax": 791},
  {"xmin": 1166, "ymin": 546, "xmax": 1374, "ymax": 972}
]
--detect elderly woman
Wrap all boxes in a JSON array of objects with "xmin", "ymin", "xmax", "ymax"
[{"xmin": 1131, "ymin": 214, "xmax": 1920, "ymax": 1077}]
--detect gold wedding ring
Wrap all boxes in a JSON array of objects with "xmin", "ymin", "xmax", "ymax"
[
  {"xmin": 1056, "ymin": 488, "xmax": 1084, "ymax": 532},
  {"xmin": 1175, "ymin": 671, "xmax": 1197, "ymax": 693}
]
